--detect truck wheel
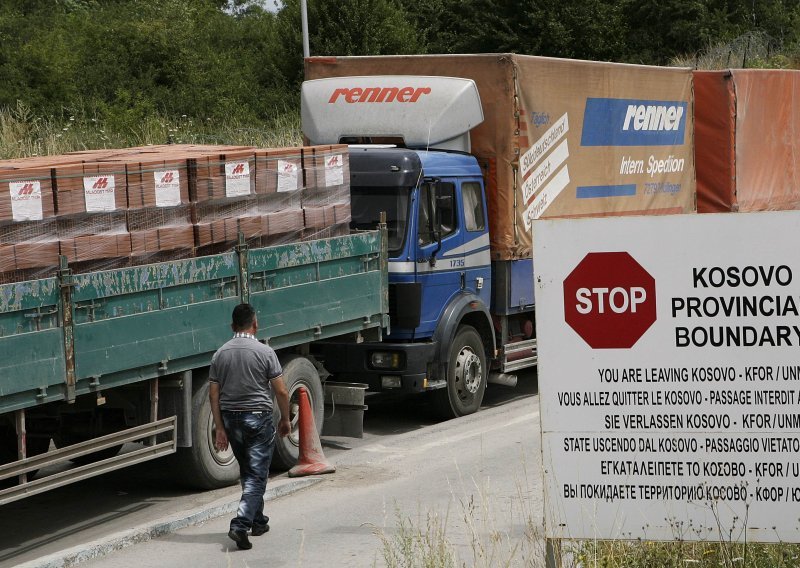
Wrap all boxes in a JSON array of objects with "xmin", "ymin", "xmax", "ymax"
[
  {"xmin": 271, "ymin": 356, "xmax": 324, "ymax": 470},
  {"xmin": 171, "ymin": 380, "xmax": 240, "ymax": 489},
  {"xmin": 433, "ymin": 325, "xmax": 487, "ymax": 419}
]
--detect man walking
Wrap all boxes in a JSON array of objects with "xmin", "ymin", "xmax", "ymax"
[{"xmin": 209, "ymin": 303, "xmax": 291, "ymax": 550}]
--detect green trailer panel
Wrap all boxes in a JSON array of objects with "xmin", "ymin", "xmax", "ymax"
[
  {"xmin": 0, "ymin": 279, "xmax": 66, "ymax": 412},
  {"xmin": 0, "ymin": 230, "xmax": 388, "ymax": 416},
  {"xmin": 249, "ymin": 231, "xmax": 386, "ymax": 344},
  {"xmin": 70, "ymin": 253, "xmax": 241, "ymax": 384}
]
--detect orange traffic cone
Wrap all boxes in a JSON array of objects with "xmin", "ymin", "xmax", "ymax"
[{"xmin": 288, "ymin": 386, "xmax": 336, "ymax": 477}]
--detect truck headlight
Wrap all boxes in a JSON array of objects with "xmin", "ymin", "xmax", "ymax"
[{"xmin": 370, "ymin": 351, "xmax": 401, "ymax": 369}]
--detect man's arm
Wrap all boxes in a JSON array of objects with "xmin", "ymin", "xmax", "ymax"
[
  {"xmin": 270, "ymin": 376, "xmax": 291, "ymax": 438},
  {"xmin": 209, "ymin": 381, "xmax": 228, "ymax": 451}
]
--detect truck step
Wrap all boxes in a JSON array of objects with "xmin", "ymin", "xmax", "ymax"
[
  {"xmin": 501, "ymin": 339, "xmax": 538, "ymax": 373},
  {"xmin": 488, "ymin": 373, "xmax": 518, "ymax": 387}
]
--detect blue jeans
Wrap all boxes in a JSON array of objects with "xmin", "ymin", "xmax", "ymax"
[{"xmin": 222, "ymin": 410, "xmax": 276, "ymax": 532}]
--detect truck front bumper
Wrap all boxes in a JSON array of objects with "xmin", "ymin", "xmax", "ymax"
[{"xmin": 316, "ymin": 340, "xmax": 439, "ymax": 394}]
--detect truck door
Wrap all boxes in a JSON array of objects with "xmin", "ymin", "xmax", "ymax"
[
  {"xmin": 459, "ymin": 180, "xmax": 491, "ymax": 306},
  {"xmin": 415, "ymin": 179, "xmax": 463, "ymax": 337}
]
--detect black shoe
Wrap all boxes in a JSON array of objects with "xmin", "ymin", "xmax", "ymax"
[
  {"xmin": 251, "ymin": 523, "xmax": 270, "ymax": 536},
  {"xmin": 228, "ymin": 529, "xmax": 252, "ymax": 550}
]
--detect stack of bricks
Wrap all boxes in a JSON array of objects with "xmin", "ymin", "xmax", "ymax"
[
  {"xmin": 254, "ymin": 147, "xmax": 305, "ymax": 246},
  {"xmin": 107, "ymin": 148, "xmax": 194, "ymax": 265},
  {"xmin": 188, "ymin": 146, "xmax": 261, "ymax": 253},
  {"xmin": 0, "ymin": 160, "xmax": 59, "ymax": 282},
  {"xmin": 52, "ymin": 159, "xmax": 130, "ymax": 271},
  {"xmin": 301, "ymin": 145, "xmax": 351, "ymax": 240},
  {"xmin": 0, "ymin": 143, "xmax": 352, "ymax": 283}
]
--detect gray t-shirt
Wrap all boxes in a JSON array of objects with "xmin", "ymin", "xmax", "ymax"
[{"xmin": 209, "ymin": 336, "xmax": 283, "ymax": 412}]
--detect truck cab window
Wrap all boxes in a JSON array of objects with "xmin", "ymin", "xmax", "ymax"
[
  {"xmin": 462, "ymin": 182, "xmax": 485, "ymax": 232},
  {"xmin": 418, "ymin": 182, "xmax": 456, "ymax": 246},
  {"xmin": 350, "ymin": 186, "xmax": 410, "ymax": 256}
]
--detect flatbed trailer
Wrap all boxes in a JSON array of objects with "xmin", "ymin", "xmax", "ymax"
[{"xmin": 0, "ymin": 228, "xmax": 388, "ymax": 504}]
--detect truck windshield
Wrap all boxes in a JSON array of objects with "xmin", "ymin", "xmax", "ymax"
[{"xmin": 349, "ymin": 187, "xmax": 410, "ymax": 256}]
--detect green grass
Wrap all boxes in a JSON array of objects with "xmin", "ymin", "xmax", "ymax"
[
  {"xmin": 573, "ymin": 539, "xmax": 800, "ymax": 568},
  {"xmin": 0, "ymin": 103, "xmax": 303, "ymax": 159},
  {"xmin": 373, "ymin": 474, "xmax": 800, "ymax": 568}
]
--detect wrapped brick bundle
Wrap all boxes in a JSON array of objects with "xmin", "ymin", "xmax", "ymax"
[
  {"xmin": 0, "ymin": 166, "xmax": 56, "ymax": 223},
  {"xmin": 255, "ymin": 148, "xmax": 304, "ymax": 195},
  {"xmin": 52, "ymin": 162, "xmax": 130, "ymax": 273},
  {"xmin": 301, "ymin": 145, "xmax": 351, "ymax": 241},
  {"xmin": 302, "ymin": 145, "xmax": 350, "ymax": 204},
  {"xmin": 189, "ymin": 147, "xmax": 276, "ymax": 252},
  {"xmin": 260, "ymin": 208, "xmax": 307, "ymax": 246},
  {"xmin": 120, "ymin": 154, "xmax": 194, "ymax": 264},
  {"xmin": 130, "ymin": 226, "xmax": 194, "ymax": 261},
  {"xmin": 251, "ymin": 147, "xmax": 306, "ymax": 245},
  {"xmin": 126, "ymin": 158, "xmax": 190, "ymax": 209},
  {"xmin": 0, "ymin": 165, "xmax": 59, "ymax": 282},
  {"xmin": 53, "ymin": 163, "xmax": 127, "ymax": 216},
  {"xmin": 60, "ymin": 233, "xmax": 132, "ymax": 264},
  {"xmin": 303, "ymin": 204, "xmax": 336, "ymax": 230},
  {"xmin": 0, "ymin": 142, "xmax": 352, "ymax": 283},
  {"xmin": 190, "ymin": 149, "xmax": 256, "ymax": 203}
]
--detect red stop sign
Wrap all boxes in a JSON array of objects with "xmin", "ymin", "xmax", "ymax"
[{"xmin": 563, "ymin": 252, "xmax": 656, "ymax": 348}]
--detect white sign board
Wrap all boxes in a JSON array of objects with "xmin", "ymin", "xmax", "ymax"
[
  {"xmin": 225, "ymin": 161, "xmax": 252, "ymax": 197},
  {"xmin": 83, "ymin": 175, "xmax": 117, "ymax": 212},
  {"xmin": 9, "ymin": 181, "xmax": 43, "ymax": 221},
  {"xmin": 324, "ymin": 154, "xmax": 344, "ymax": 187},
  {"xmin": 277, "ymin": 160, "xmax": 299, "ymax": 193},
  {"xmin": 153, "ymin": 170, "xmax": 182, "ymax": 207},
  {"xmin": 534, "ymin": 210, "xmax": 800, "ymax": 543}
]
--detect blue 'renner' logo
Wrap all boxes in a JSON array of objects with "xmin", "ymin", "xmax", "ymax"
[{"xmin": 580, "ymin": 98, "xmax": 687, "ymax": 147}]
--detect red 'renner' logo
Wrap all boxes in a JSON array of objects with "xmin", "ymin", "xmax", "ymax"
[
  {"xmin": 160, "ymin": 172, "xmax": 174, "ymax": 183},
  {"xmin": 231, "ymin": 163, "xmax": 245, "ymax": 175},
  {"xmin": 563, "ymin": 252, "xmax": 657, "ymax": 349},
  {"xmin": 93, "ymin": 177, "xmax": 109, "ymax": 189},
  {"xmin": 328, "ymin": 86, "xmax": 432, "ymax": 104},
  {"xmin": 326, "ymin": 156, "xmax": 340, "ymax": 167}
]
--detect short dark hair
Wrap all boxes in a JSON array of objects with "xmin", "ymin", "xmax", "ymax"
[{"xmin": 232, "ymin": 303, "xmax": 256, "ymax": 332}]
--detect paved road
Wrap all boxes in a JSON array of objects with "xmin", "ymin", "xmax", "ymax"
[{"xmin": 0, "ymin": 376, "xmax": 540, "ymax": 567}]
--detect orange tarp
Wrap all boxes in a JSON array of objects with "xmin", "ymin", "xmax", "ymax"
[
  {"xmin": 695, "ymin": 70, "xmax": 800, "ymax": 213},
  {"xmin": 306, "ymin": 54, "xmax": 695, "ymax": 260}
]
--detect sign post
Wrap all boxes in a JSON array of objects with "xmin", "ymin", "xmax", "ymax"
[{"xmin": 535, "ymin": 210, "xmax": 800, "ymax": 547}]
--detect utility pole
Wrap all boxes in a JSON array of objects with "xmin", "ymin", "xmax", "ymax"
[{"xmin": 300, "ymin": 0, "xmax": 310, "ymax": 58}]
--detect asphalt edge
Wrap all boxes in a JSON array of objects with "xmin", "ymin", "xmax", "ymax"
[{"xmin": 18, "ymin": 476, "xmax": 323, "ymax": 568}]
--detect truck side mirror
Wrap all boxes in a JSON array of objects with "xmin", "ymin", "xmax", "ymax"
[{"xmin": 429, "ymin": 186, "xmax": 451, "ymax": 267}]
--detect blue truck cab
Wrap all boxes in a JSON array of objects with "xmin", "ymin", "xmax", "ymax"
[{"xmin": 304, "ymin": 76, "xmax": 537, "ymax": 418}]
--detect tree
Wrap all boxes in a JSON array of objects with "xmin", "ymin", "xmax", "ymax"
[{"xmin": 274, "ymin": 0, "xmax": 421, "ymax": 90}]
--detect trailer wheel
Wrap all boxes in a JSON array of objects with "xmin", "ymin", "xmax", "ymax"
[
  {"xmin": 433, "ymin": 325, "xmax": 487, "ymax": 419},
  {"xmin": 271, "ymin": 356, "xmax": 324, "ymax": 470},
  {"xmin": 172, "ymin": 380, "xmax": 240, "ymax": 489}
]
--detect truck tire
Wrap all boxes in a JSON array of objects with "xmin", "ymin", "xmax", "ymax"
[
  {"xmin": 433, "ymin": 325, "xmax": 487, "ymax": 419},
  {"xmin": 271, "ymin": 356, "xmax": 324, "ymax": 470},
  {"xmin": 171, "ymin": 380, "xmax": 240, "ymax": 489}
]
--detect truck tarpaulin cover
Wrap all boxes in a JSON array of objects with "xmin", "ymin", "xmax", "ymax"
[
  {"xmin": 305, "ymin": 54, "xmax": 695, "ymax": 260},
  {"xmin": 695, "ymin": 70, "xmax": 800, "ymax": 213}
]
